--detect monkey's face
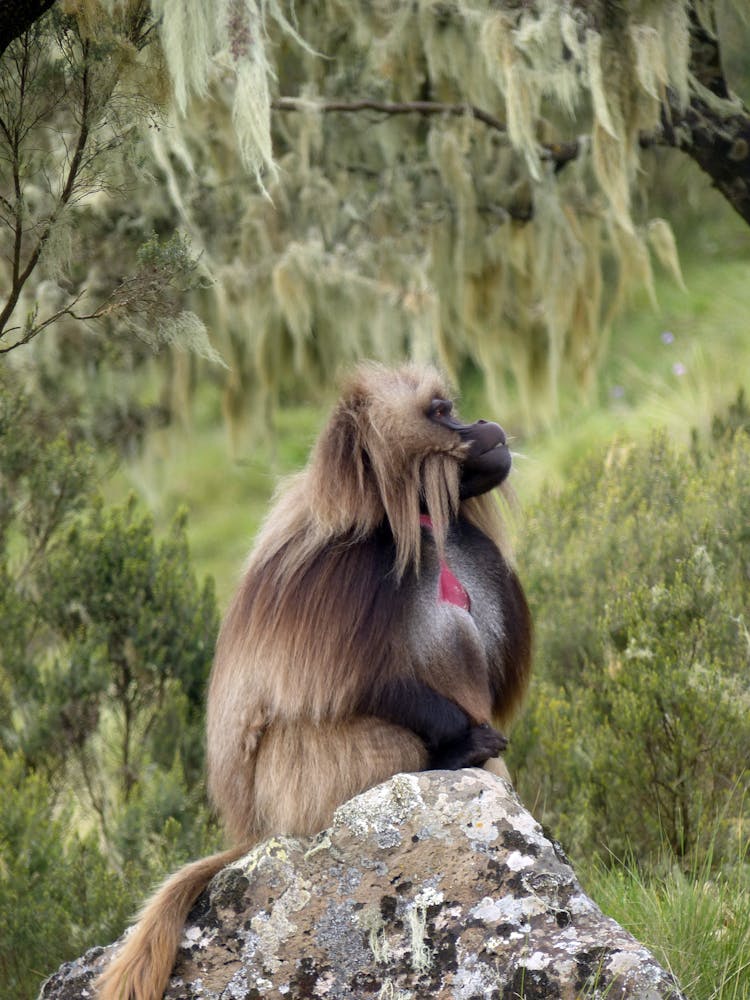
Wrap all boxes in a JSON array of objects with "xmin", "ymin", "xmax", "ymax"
[
  {"xmin": 427, "ymin": 397, "xmax": 512, "ymax": 499},
  {"xmin": 349, "ymin": 365, "xmax": 512, "ymax": 502},
  {"xmin": 309, "ymin": 363, "xmax": 513, "ymax": 574}
]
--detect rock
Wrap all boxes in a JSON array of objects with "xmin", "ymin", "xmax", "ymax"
[{"xmin": 40, "ymin": 770, "xmax": 686, "ymax": 999}]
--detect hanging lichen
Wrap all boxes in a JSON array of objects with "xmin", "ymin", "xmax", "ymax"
[
  {"xmin": 145, "ymin": 0, "xmax": 709, "ymax": 437},
  {"xmin": 11, "ymin": 0, "xmax": 743, "ymax": 440}
]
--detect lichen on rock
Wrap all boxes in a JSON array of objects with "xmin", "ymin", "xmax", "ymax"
[{"xmin": 40, "ymin": 770, "xmax": 686, "ymax": 999}]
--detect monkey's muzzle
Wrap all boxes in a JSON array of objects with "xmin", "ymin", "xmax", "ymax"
[{"xmin": 457, "ymin": 420, "xmax": 512, "ymax": 498}]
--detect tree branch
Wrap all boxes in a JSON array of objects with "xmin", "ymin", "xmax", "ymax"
[
  {"xmin": 271, "ymin": 97, "xmax": 580, "ymax": 170},
  {"xmin": 0, "ymin": 38, "xmax": 92, "ymax": 343},
  {"xmin": 0, "ymin": 0, "xmax": 55, "ymax": 58},
  {"xmin": 273, "ymin": 96, "xmax": 506, "ymax": 131},
  {"xmin": 657, "ymin": 95, "xmax": 750, "ymax": 225},
  {"xmin": 273, "ymin": 4, "xmax": 750, "ymax": 229},
  {"xmin": 650, "ymin": 6, "xmax": 750, "ymax": 225},
  {"xmin": 0, "ymin": 291, "xmax": 86, "ymax": 354}
]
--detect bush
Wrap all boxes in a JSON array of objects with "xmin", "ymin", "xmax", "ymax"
[
  {"xmin": 1, "ymin": 369, "xmax": 218, "ymax": 795},
  {"xmin": 39, "ymin": 496, "xmax": 218, "ymax": 801},
  {"xmin": 0, "ymin": 751, "xmax": 129, "ymax": 999},
  {"xmin": 511, "ymin": 430, "xmax": 750, "ymax": 867},
  {"xmin": 0, "ymin": 370, "xmax": 222, "ymax": 994}
]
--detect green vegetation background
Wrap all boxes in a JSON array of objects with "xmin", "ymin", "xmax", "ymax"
[{"xmin": 2, "ymin": 200, "xmax": 750, "ymax": 1000}]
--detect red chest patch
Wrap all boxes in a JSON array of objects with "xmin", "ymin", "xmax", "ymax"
[{"xmin": 420, "ymin": 515, "xmax": 471, "ymax": 611}]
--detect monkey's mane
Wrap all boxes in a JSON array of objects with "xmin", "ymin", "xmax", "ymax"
[{"xmin": 250, "ymin": 362, "xmax": 511, "ymax": 577}]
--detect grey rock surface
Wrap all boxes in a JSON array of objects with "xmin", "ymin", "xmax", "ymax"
[{"xmin": 40, "ymin": 770, "xmax": 686, "ymax": 999}]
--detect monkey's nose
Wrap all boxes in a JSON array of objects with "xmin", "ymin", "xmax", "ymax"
[{"xmin": 476, "ymin": 418, "xmax": 506, "ymax": 445}]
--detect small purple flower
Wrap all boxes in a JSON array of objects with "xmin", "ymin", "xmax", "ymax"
[
  {"xmin": 661, "ymin": 331, "xmax": 675, "ymax": 345},
  {"xmin": 672, "ymin": 361, "xmax": 687, "ymax": 377},
  {"xmin": 610, "ymin": 385, "xmax": 625, "ymax": 399}
]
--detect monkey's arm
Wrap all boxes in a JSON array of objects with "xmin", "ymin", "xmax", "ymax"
[{"xmin": 360, "ymin": 678, "xmax": 507, "ymax": 770}]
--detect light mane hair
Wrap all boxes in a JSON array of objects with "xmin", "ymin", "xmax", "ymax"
[{"xmin": 250, "ymin": 360, "xmax": 510, "ymax": 579}]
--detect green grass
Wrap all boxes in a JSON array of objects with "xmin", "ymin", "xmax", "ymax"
[
  {"xmin": 512, "ymin": 238, "xmax": 750, "ymax": 501},
  {"xmin": 582, "ymin": 859, "xmax": 750, "ymax": 1000},
  {"xmin": 110, "ymin": 230, "xmax": 750, "ymax": 601}
]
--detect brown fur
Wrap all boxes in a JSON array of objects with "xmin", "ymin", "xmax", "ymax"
[
  {"xmin": 96, "ymin": 362, "xmax": 531, "ymax": 1000},
  {"xmin": 96, "ymin": 845, "xmax": 250, "ymax": 1000}
]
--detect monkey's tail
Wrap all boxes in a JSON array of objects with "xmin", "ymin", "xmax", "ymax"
[{"xmin": 95, "ymin": 842, "xmax": 254, "ymax": 1000}]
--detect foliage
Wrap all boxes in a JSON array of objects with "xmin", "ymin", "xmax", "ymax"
[
  {"xmin": 121, "ymin": 0, "xmax": 750, "ymax": 437},
  {"xmin": 148, "ymin": 0, "xmax": 311, "ymax": 186},
  {"xmin": 0, "ymin": 750, "xmax": 133, "ymax": 1000},
  {"xmin": 510, "ymin": 425, "xmax": 750, "ymax": 868},
  {"xmin": 6, "ymin": 2, "xmax": 750, "ymax": 443},
  {"xmin": 0, "ymin": 5, "xmax": 212, "ymax": 366},
  {"xmin": 0, "ymin": 742, "xmax": 221, "ymax": 1000},
  {"xmin": 0, "ymin": 369, "xmax": 221, "ymax": 994},
  {"xmin": 35, "ymin": 494, "xmax": 218, "ymax": 807},
  {"xmin": 710, "ymin": 387, "xmax": 750, "ymax": 444}
]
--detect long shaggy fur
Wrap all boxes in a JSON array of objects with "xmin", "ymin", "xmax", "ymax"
[
  {"xmin": 96, "ymin": 362, "xmax": 530, "ymax": 1000},
  {"xmin": 96, "ymin": 845, "xmax": 250, "ymax": 1000}
]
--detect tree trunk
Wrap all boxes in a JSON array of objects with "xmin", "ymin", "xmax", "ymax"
[
  {"xmin": 655, "ymin": 2, "xmax": 750, "ymax": 225},
  {"xmin": 662, "ymin": 97, "xmax": 750, "ymax": 225}
]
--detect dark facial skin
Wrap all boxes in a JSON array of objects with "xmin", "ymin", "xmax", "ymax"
[{"xmin": 428, "ymin": 398, "xmax": 512, "ymax": 499}]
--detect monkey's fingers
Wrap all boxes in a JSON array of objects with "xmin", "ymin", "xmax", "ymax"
[
  {"xmin": 429, "ymin": 724, "xmax": 507, "ymax": 770},
  {"xmin": 467, "ymin": 723, "xmax": 508, "ymax": 762}
]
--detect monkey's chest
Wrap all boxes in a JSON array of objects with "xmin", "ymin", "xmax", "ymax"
[
  {"xmin": 436, "ymin": 561, "xmax": 471, "ymax": 610},
  {"xmin": 419, "ymin": 515, "xmax": 471, "ymax": 611},
  {"xmin": 411, "ymin": 523, "xmax": 508, "ymax": 665}
]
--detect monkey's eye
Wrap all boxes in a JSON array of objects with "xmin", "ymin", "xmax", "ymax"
[{"xmin": 428, "ymin": 399, "xmax": 453, "ymax": 421}]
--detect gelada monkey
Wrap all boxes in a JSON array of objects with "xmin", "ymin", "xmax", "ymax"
[{"xmin": 97, "ymin": 362, "xmax": 531, "ymax": 1000}]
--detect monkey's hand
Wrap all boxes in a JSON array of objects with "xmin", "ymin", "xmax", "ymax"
[
  {"xmin": 430, "ymin": 723, "xmax": 508, "ymax": 770},
  {"xmin": 361, "ymin": 678, "xmax": 473, "ymax": 752},
  {"xmin": 361, "ymin": 679, "xmax": 506, "ymax": 770}
]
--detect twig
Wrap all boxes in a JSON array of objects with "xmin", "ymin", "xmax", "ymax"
[
  {"xmin": 271, "ymin": 97, "xmax": 580, "ymax": 168},
  {"xmin": 0, "ymin": 39, "xmax": 93, "ymax": 340},
  {"xmin": 0, "ymin": 290, "xmax": 86, "ymax": 354}
]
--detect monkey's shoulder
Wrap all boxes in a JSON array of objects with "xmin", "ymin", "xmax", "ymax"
[
  {"xmin": 443, "ymin": 517, "xmax": 515, "ymax": 582},
  {"xmin": 340, "ymin": 515, "xmax": 512, "ymax": 589}
]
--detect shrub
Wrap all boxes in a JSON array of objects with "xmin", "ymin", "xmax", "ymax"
[
  {"xmin": 0, "ymin": 370, "xmax": 222, "ymax": 994},
  {"xmin": 511, "ymin": 430, "xmax": 750, "ymax": 867},
  {"xmin": 0, "ymin": 751, "xmax": 130, "ymax": 999}
]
